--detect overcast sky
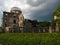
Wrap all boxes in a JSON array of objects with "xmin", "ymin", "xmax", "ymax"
[{"xmin": 0, "ymin": 0, "xmax": 60, "ymax": 26}]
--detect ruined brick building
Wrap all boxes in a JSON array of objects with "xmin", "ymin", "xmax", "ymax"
[
  {"xmin": 1, "ymin": 6, "xmax": 52, "ymax": 33},
  {"xmin": 2, "ymin": 7, "xmax": 59, "ymax": 33},
  {"xmin": 2, "ymin": 7, "xmax": 24, "ymax": 32}
]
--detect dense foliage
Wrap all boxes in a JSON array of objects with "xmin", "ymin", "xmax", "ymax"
[
  {"xmin": 53, "ymin": 6, "xmax": 60, "ymax": 16},
  {"xmin": 52, "ymin": 6, "xmax": 60, "ymax": 22},
  {"xmin": 38, "ymin": 21, "xmax": 50, "ymax": 27},
  {"xmin": 52, "ymin": 6, "xmax": 60, "ymax": 27},
  {"xmin": 0, "ymin": 33, "xmax": 60, "ymax": 45}
]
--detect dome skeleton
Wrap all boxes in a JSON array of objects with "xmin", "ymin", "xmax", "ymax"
[
  {"xmin": 11, "ymin": 7, "xmax": 21, "ymax": 11},
  {"xmin": 10, "ymin": 7, "xmax": 22, "ymax": 13}
]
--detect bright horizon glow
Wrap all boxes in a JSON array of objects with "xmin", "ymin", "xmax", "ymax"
[{"xmin": 4, "ymin": 0, "xmax": 30, "ymax": 11}]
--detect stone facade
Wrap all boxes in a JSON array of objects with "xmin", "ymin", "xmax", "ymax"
[
  {"xmin": 24, "ymin": 19, "xmax": 32, "ymax": 33},
  {"xmin": 2, "ymin": 7, "xmax": 24, "ymax": 32},
  {"xmin": 53, "ymin": 15, "xmax": 60, "ymax": 32}
]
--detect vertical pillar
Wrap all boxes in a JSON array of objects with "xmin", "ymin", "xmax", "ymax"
[
  {"xmin": 39, "ymin": 29, "xmax": 40, "ymax": 32},
  {"xmin": 56, "ymin": 22, "xmax": 59, "ymax": 32},
  {"xmin": 43, "ymin": 28, "xmax": 45, "ymax": 32},
  {"xmin": 32, "ymin": 28, "xmax": 34, "ymax": 33},
  {"xmin": 49, "ymin": 26, "xmax": 52, "ymax": 33},
  {"xmin": 20, "ymin": 27, "xmax": 24, "ymax": 33},
  {"xmin": 5, "ymin": 27, "xmax": 9, "ymax": 33}
]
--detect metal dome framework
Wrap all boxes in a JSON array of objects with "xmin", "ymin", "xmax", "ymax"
[
  {"xmin": 11, "ymin": 7, "xmax": 21, "ymax": 11},
  {"xmin": 10, "ymin": 7, "xmax": 22, "ymax": 13}
]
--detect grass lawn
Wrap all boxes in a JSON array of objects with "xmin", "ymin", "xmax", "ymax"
[{"xmin": 0, "ymin": 33, "xmax": 60, "ymax": 45}]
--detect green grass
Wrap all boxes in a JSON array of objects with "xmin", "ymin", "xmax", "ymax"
[{"xmin": 0, "ymin": 33, "xmax": 60, "ymax": 45}]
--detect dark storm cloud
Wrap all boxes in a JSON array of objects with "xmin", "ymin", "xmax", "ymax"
[
  {"xmin": 25, "ymin": 0, "xmax": 60, "ymax": 21},
  {"xmin": 27, "ymin": 0, "xmax": 46, "ymax": 6}
]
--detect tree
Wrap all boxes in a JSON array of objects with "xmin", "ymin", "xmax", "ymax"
[
  {"xmin": 53, "ymin": 6, "xmax": 60, "ymax": 16},
  {"xmin": 38, "ymin": 21, "xmax": 50, "ymax": 27},
  {"xmin": 52, "ymin": 6, "xmax": 60, "ymax": 27}
]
